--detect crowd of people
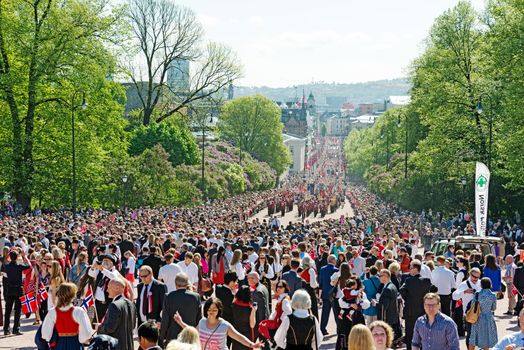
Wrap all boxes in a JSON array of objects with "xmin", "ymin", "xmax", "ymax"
[{"xmin": 1, "ymin": 137, "xmax": 524, "ymax": 350}]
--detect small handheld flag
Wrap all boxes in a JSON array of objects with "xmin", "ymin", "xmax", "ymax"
[
  {"xmin": 81, "ymin": 287, "xmax": 94, "ymax": 312},
  {"xmin": 20, "ymin": 292, "xmax": 38, "ymax": 314}
]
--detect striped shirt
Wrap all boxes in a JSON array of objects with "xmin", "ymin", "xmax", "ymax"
[{"xmin": 198, "ymin": 319, "xmax": 231, "ymax": 350}]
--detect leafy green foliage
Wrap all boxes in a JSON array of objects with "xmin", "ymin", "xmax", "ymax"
[
  {"xmin": 344, "ymin": 0, "xmax": 524, "ymax": 215},
  {"xmin": 129, "ymin": 119, "xmax": 199, "ymax": 167},
  {"xmin": 218, "ymin": 95, "xmax": 291, "ymax": 175}
]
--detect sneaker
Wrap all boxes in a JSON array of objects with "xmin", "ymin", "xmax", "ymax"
[
  {"xmin": 13, "ymin": 331, "xmax": 23, "ymax": 336},
  {"xmin": 504, "ymin": 311, "xmax": 514, "ymax": 315},
  {"xmin": 4, "ymin": 330, "xmax": 11, "ymax": 336}
]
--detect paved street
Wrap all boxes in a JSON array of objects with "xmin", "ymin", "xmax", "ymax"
[{"xmin": 251, "ymin": 197, "xmax": 355, "ymax": 227}]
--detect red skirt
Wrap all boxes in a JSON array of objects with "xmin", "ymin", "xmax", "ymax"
[
  {"xmin": 125, "ymin": 273, "xmax": 135, "ymax": 283},
  {"xmin": 258, "ymin": 319, "xmax": 281, "ymax": 340}
]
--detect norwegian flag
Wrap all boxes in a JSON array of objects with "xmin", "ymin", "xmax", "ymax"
[
  {"xmin": 38, "ymin": 282, "xmax": 48, "ymax": 302},
  {"xmin": 81, "ymin": 287, "xmax": 94, "ymax": 312},
  {"xmin": 20, "ymin": 292, "xmax": 38, "ymax": 314}
]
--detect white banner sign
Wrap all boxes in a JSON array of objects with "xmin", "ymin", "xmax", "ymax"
[{"xmin": 475, "ymin": 162, "xmax": 490, "ymax": 236}]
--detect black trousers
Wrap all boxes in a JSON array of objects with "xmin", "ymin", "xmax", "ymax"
[
  {"xmin": 404, "ymin": 317, "xmax": 417, "ymax": 350},
  {"xmin": 465, "ymin": 321, "xmax": 472, "ymax": 347},
  {"xmin": 3, "ymin": 295, "xmax": 22, "ymax": 332},
  {"xmin": 439, "ymin": 294, "xmax": 452, "ymax": 317}
]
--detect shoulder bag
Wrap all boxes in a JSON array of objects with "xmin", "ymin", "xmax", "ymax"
[{"xmin": 465, "ymin": 292, "xmax": 480, "ymax": 324}]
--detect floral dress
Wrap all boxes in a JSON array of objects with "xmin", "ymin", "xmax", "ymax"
[{"xmin": 470, "ymin": 288, "xmax": 498, "ymax": 348}]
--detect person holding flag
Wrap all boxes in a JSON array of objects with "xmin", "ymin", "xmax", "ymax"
[{"xmin": 42, "ymin": 282, "xmax": 94, "ymax": 349}]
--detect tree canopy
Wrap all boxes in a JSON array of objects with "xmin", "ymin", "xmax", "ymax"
[
  {"xmin": 218, "ymin": 95, "xmax": 291, "ymax": 175},
  {"xmin": 345, "ymin": 0, "xmax": 524, "ymax": 216}
]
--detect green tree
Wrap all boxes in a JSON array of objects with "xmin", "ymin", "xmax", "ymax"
[
  {"xmin": 129, "ymin": 118, "xmax": 199, "ymax": 166},
  {"xmin": 0, "ymin": 0, "xmax": 126, "ymax": 210},
  {"xmin": 218, "ymin": 95, "xmax": 290, "ymax": 175}
]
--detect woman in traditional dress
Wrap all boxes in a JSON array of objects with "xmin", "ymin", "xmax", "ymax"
[{"xmin": 42, "ymin": 282, "xmax": 94, "ymax": 349}]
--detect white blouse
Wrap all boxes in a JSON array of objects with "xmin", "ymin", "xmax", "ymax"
[
  {"xmin": 234, "ymin": 262, "xmax": 245, "ymax": 281},
  {"xmin": 42, "ymin": 305, "xmax": 94, "ymax": 343},
  {"xmin": 269, "ymin": 293, "xmax": 293, "ymax": 321}
]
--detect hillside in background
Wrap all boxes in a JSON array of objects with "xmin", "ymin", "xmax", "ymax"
[{"xmin": 235, "ymin": 78, "xmax": 411, "ymax": 104}]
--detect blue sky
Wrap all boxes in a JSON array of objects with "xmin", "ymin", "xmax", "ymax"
[{"xmin": 176, "ymin": 0, "xmax": 486, "ymax": 87}]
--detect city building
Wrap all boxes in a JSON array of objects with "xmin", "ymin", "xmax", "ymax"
[
  {"xmin": 167, "ymin": 59, "xmax": 190, "ymax": 92},
  {"xmin": 283, "ymin": 133, "xmax": 306, "ymax": 174},
  {"xmin": 326, "ymin": 96, "xmax": 348, "ymax": 111},
  {"xmin": 357, "ymin": 103, "xmax": 374, "ymax": 115},
  {"xmin": 350, "ymin": 114, "xmax": 377, "ymax": 129},
  {"xmin": 277, "ymin": 91, "xmax": 316, "ymax": 138},
  {"xmin": 326, "ymin": 115, "xmax": 351, "ymax": 136}
]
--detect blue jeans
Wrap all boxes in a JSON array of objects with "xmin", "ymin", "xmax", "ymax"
[{"xmin": 320, "ymin": 298, "xmax": 332, "ymax": 333}]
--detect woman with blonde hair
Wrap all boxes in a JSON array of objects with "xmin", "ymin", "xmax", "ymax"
[
  {"xmin": 231, "ymin": 249, "xmax": 246, "ymax": 284},
  {"xmin": 48, "ymin": 260, "xmax": 65, "ymax": 310},
  {"xmin": 165, "ymin": 326, "xmax": 201, "ymax": 350},
  {"xmin": 348, "ymin": 324, "xmax": 374, "ymax": 350},
  {"xmin": 51, "ymin": 247, "xmax": 66, "ymax": 274},
  {"xmin": 369, "ymin": 321, "xmax": 393, "ymax": 350}
]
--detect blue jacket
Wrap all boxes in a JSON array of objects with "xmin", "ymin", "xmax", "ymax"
[
  {"xmin": 483, "ymin": 266, "xmax": 502, "ymax": 292},
  {"xmin": 361, "ymin": 273, "xmax": 380, "ymax": 316},
  {"xmin": 319, "ymin": 264, "xmax": 338, "ymax": 300}
]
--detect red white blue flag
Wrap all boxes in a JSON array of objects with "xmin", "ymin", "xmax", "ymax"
[
  {"xmin": 20, "ymin": 292, "xmax": 38, "ymax": 314},
  {"xmin": 81, "ymin": 287, "xmax": 94, "ymax": 312}
]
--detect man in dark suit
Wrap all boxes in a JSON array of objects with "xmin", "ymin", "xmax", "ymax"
[
  {"xmin": 215, "ymin": 272, "xmax": 237, "ymax": 324},
  {"xmin": 319, "ymin": 255, "xmax": 338, "ymax": 335},
  {"xmin": 138, "ymin": 321, "xmax": 162, "ymax": 350},
  {"xmin": 281, "ymin": 259, "xmax": 303, "ymax": 297},
  {"xmin": 3, "ymin": 250, "xmax": 31, "ymax": 335},
  {"xmin": 159, "ymin": 273, "xmax": 201, "ymax": 348},
  {"xmin": 399, "ymin": 260, "xmax": 437, "ymax": 350},
  {"xmin": 142, "ymin": 247, "xmax": 163, "ymax": 278},
  {"xmin": 247, "ymin": 271, "xmax": 270, "ymax": 338},
  {"xmin": 376, "ymin": 269, "xmax": 401, "ymax": 341},
  {"xmin": 98, "ymin": 278, "xmax": 136, "ymax": 350},
  {"xmin": 136, "ymin": 266, "xmax": 167, "ymax": 327}
]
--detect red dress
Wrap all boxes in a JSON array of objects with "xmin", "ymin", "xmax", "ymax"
[
  {"xmin": 258, "ymin": 295, "xmax": 290, "ymax": 340},
  {"xmin": 212, "ymin": 257, "xmax": 225, "ymax": 285},
  {"xmin": 54, "ymin": 307, "xmax": 82, "ymax": 349}
]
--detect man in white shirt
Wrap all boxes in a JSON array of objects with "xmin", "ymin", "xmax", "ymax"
[
  {"xmin": 452, "ymin": 267, "xmax": 481, "ymax": 347},
  {"xmin": 350, "ymin": 249, "xmax": 366, "ymax": 277},
  {"xmin": 224, "ymin": 243, "xmax": 234, "ymax": 265},
  {"xmin": 176, "ymin": 252, "xmax": 199, "ymax": 289},
  {"xmin": 414, "ymin": 254, "xmax": 432, "ymax": 279},
  {"xmin": 431, "ymin": 255, "xmax": 456, "ymax": 317},
  {"xmin": 247, "ymin": 247, "xmax": 259, "ymax": 264},
  {"xmin": 158, "ymin": 253, "xmax": 182, "ymax": 293},
  {"xmin": 88, "ymin": 254, "xmax": 121, "ymax": 318}
]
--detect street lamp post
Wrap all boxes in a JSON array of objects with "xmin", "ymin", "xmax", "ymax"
[
  {"xmin": 475, "ymin": 93, "xmax": 493, "ymax": 169},
  {"xmin": 380, "ymin": 128, "xmax": 390, "ymax": 169},
  {"xmin": 122, "ymin": 175, "xmax": 128, "ymax": 212},
  {"xmin": 71, "ymin": 92, "xmax": 87, "ymax": 220},
  {"xmin": 201, "ymin": 116, "xmax": 213, "ymax": 200},
  {"xmin": 397, "ymin": 114, "xmax": 408, "ymax": 179},
  {"xmin": 461, "ymin": 175, "xmax": 467, "ymax": 211}
]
